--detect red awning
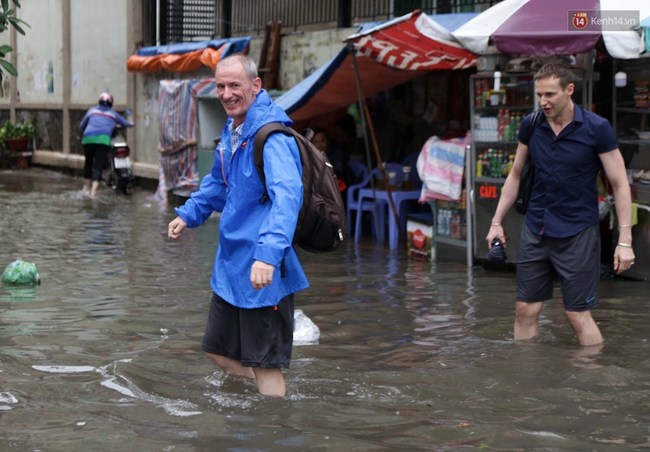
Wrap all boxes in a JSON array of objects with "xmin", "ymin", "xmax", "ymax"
[
  {"xmin": 276, "ymin": 11, "xmax": 478, "ymax": 122},
  {"xmin": 346, "ymin": 10, "xmax": 477, "ymax": 71}
]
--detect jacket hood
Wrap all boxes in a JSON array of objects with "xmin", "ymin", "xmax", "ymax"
[{"xmin": 236, "ymin": 89, "xmax": 293, "ymax": 138}]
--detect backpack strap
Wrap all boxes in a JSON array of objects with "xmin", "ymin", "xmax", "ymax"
[
  {"xmin": 526, "ymin": 110, "xmax": 542, "ymax": 144},
  {"xmin": 253, "ymin": 122, "xmax": 291, "ymax": 203},
  {"xmin": 522, "ymin": 109, "xmax": 543, "ymax": 171}
]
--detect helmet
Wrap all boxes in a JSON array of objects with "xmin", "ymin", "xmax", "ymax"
[{"xmin": 98, "ymin": 92, "xmax": 113, "ymax": 108}]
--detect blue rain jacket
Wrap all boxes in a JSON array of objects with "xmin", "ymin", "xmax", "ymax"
[
  {"xmin": 80, "ymin": 105, "xmax": 133, "ymax": 145},
  {"xmin": 175, "ymin": 89, "xmax": 309, "ymax": 309}
]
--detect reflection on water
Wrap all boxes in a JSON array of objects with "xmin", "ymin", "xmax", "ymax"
[{"xmin": 1, "ymin": 168, "xmax": 650, "ymax": 450}]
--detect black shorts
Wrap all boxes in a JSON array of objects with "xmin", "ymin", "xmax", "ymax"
[
  {"xmin": 201, "ymin": 292, "xmax": 295, "ymax": 368},
  {"xmin": 516, "ymin": 223, "xmax": 600, "ymax": 311}
]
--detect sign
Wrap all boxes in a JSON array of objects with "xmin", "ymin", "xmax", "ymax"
[
  {"xmin": 572, "ymin": 12, "xmax": 588, "ymax": 30},
  {"xmin": 479, "ymin": 182, "xmax": 499, "ymax": 199}
]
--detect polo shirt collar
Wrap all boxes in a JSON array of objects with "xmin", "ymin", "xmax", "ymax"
[
  {"xmin": 539, "ymin": 102, "xmax": 582, "ymax": 137},
  {"xmin": 572, "ymin": 103, "xmax": 583, "ymax": 124}
]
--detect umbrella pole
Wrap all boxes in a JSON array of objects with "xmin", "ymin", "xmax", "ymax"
[{"xmin": 348, "ymin": 42, "xmax": 405, "ymax": 246}]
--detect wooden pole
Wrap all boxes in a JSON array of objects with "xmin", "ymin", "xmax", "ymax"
[{"xmin": 347, "ymin": 42, "xmax": 405, "ymax": 246}]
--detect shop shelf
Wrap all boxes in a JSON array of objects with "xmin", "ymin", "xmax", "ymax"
[
  {"xmin": 434, "ymin": 236, "xmax": 468, "ymax": 247},
  {"xmin": 474, "ymin": 106, "xmax": 534, "ymax": 113},
  {"xmin": 473, "ymin": 141, "xmax": 519, "ymax": 145},
  {"xmin": 475, "ymin": 176, "xmax": 506, "ymax": 183},
  {"xmin": 616, "ymin": 107, "xmax": 650, "ymax": 115}
]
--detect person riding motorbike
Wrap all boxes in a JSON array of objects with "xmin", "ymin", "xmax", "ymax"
[{"xmin": 79, "ymin": 93, "xmax": 133, "ymax": 197}]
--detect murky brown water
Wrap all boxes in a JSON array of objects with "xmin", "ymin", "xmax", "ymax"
[{"xmin": 1, "ymin": 167, "xmax": 650, "ymax": 451}]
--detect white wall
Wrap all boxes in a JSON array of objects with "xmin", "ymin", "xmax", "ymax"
[
  {"xmin": 70, "ymin": 0, "xmax": 129, "ymax": 104},
  {"xmin": 16, "ymin": 0, "xmax": 64, "ymax": 103},
  {"xmin": 7, "ymin": 2, "xmax": 360, "ymax": 170},
  {"xmin": 279, "ymin": 28, "xmax": 355, "ymax": 89},
  {"xmin": 134, "ymin": 71, "xmax": 172, "ymax": 165}
]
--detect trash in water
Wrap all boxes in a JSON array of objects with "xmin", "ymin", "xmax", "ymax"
[
  {"xmin": 293, "ymin": 309, "xmax": 320, "ymax": 344},
  {"xmin": 2, "ymin": 260, "xmax": 41, "ymax": 285}
]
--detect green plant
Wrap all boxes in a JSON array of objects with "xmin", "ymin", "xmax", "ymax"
[
  {"xmin": 0, "ymin": 119, "xmax": 35, "ymax": 146},
  {"xmin": 0, "ymin": 1, "xmax": 29, "ymax": 82}
]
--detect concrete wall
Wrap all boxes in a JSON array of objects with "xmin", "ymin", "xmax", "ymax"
[
  {"xmin": 17, "ymin": 0, "xmax": 64, "ymax": 104},
  {"xmin": 5, "ymin": 2, "xmax": 360, "ymax": 181},
  {"xmin": 70, "ymin": 0, "xmax": 129, "ymax": 104},
  {"xmin": 279, "ymin": 28, "xmax": 355, "ymax": 89}
]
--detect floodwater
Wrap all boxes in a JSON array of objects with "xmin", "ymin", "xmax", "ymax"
[{"xmin": 1, "ymin": 168, "xmax": 650, "ymax": 451}]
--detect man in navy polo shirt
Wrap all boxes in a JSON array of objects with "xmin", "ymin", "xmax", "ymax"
[{"xmin": 486, "ymin": 63, "xmax": 635, "ymax": 346}]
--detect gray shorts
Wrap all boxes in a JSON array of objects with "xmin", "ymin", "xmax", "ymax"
[{"xmin": 516, "ymin": 223, "xmax": 600, "ymax": 311}]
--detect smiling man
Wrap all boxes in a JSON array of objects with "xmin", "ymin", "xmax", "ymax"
[
  {"xmin": 167, "ymin": 55, "xmax": 308, "ymax": 396},
  {"xmin": 486, "ymin": 63, "xmax": 634, "ymax": 346}
]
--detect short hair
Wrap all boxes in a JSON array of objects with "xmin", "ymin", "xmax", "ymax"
[
  {"xmin": 217, "ymin": 54, "xmax": 258, "ymax": 81},
  {"xmin": 312, "ymin": 127, "xmax": 329, "ymax": 139},
  {"xmin": 534, "ymin": 63, "xmax": 574, "ymax": 90}
]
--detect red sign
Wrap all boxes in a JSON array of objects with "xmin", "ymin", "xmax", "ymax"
[
  {"xmin": 413, "ymin": 229, "xmax": 425, "ymax": 249},
  {"xmin": 479, "ymin": 183, "xmax": 499, "ymax": 199},
  {"xmin": 572, "ymin": 12, "xmax": 588, "ymax": 30}
]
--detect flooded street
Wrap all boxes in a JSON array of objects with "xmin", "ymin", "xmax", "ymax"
[{"xmin": 2, "ymin": 168, "xmax": 650, "ymax": 451}]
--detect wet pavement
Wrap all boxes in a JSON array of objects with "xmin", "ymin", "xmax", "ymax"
[{"xmin": 1, "ymin": 167, "xmax": 650, "ymax": 451}]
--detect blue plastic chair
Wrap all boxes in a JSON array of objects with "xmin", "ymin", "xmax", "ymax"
[
  {"xmin": 346, "ymin": 161, "xmax": 369, "ymax": 237},
  {"xmin": 354, "ymin": 163, "xmax": 403, "ymax": 243}
]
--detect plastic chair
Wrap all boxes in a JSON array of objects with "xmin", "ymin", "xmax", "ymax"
[
  {"xmin": 346, "ymin": 161, "xmax": 369, "ymax": 237},
  {"xmin": 354, "ymin": 163, "xmax": 403, "ymax": 243}
]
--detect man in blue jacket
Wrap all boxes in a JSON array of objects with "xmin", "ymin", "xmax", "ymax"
[
  {"xmin": 80, "ymin": 92, "xmax": 133, "ymax": 197},
  {"xmin": 168, "ymin": 55, "xmax": 308, "ymax": 397}
]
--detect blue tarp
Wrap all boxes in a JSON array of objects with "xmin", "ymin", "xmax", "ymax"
[{"xmin": 137, "ymin": 37, "xmax": 250, "ymax": 56}]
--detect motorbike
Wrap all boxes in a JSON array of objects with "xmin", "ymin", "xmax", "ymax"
[{"xmin": 105, "ymin": 121, "xmax": 134, "ymax": 195}]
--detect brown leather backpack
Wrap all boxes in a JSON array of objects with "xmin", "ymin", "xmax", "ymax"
[{"xmin": 254, "ymin": 123, "xmax": 347, "ymax": 253}]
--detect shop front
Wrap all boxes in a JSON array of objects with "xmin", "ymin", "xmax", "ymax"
[{"xmin": 452, "ymin": 0, "xmax": 650, "ymax": 272}]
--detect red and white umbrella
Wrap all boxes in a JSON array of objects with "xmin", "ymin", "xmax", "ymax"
[
  {"xmin": 452, "ymin": 0, "xmax": 648, "ymax": 58},
  {"xmin": 346, "ymin": 10, "xmax": 477, "ymax": 70}
]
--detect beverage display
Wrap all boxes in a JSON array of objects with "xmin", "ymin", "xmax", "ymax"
[{"xmin": 402, "ymin": 166, "xmax": 413, "ymax": 191}]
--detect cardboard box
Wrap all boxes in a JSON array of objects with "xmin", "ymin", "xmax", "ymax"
[{"xmin": 406, "ymin": 213, "xmax": 433, "ymax": 259}]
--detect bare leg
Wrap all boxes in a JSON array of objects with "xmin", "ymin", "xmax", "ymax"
[
  {"xmin": 565, "ymin": 310, "xmax": 603, "ymax": 346},
  {"xmin": 205, "ymin": 352, "xmax": 255, "ymax": 379},
  {"xmin": 84, "ymin": 179, "xmax": 91, "ymax": 192},
  {"xmin": 253, "ymin": 367, "xmax": 286, "ymax": 397},
  {"xmin": 514, "ymin": 301, "xmax": 544, "ymax": 340},
  {"xmin": 90, "ymin": 180, "xmax": 100, "ymax": 198}
]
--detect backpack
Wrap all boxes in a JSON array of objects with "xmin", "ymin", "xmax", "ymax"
[{"xmin": 253, "ymin": 123, "xmax": 347, "ymax": 253}]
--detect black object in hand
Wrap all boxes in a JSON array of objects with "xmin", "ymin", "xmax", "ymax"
[{"xmin": 487, "ymin": 238, "xmax": 507, "ymax": 266}]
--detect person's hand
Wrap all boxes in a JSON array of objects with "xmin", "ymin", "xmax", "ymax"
[
  {"xmin": 250, "ymin": 260, "xmax": 275, "ymax": 290},
  {"xmin": 613, "ymin": 244, "xmax": 635, "ymax": 274},
  {"xmin": 486, "ymin": 224, "xmax": 507, "ymax": 248},
  {"xmin": 168, "ymin": 216, "xmax": 187, "ymax": 239}
]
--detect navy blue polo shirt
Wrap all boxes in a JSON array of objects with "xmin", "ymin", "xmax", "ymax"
[{"xmin": 517, "ymin": 105, "xmax": 618, "ymax": 238}]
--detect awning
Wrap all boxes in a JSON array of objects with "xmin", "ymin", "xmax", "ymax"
[
  {"xmin": 127, "ymin": 38, "xmax": 250, "ymax": 73},
  {"xmin": 640, "ymin": 15, "xmax": 650, "ymax": 53},
  {"xmin": 275, "ymin": 11, "xmax": 478, "ymax": 121},
  {"xmin": 346, "ymin": 10, "xmax": 477, "ymax": 70},
  {"xmin": 452, "ymin": 0, "xmax": 648, "ymax": 58}
]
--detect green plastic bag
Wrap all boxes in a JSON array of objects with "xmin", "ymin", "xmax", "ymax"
[{"xmin": 2, "ymin": 260, "xmax": 41, "ymax": 285}]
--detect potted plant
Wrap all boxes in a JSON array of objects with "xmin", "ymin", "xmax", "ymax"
[{"xmin": 0, "ymin": 119, "xmax": 35, "ymax": 151}]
